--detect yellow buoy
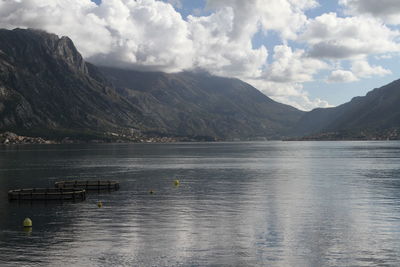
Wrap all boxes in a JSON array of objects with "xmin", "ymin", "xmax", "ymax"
[
  {"xmin": 23, "ymin": 217, "xmax": 32, "ymax": 228},
  {"xmin": 149, "ymin": 190, "xmax": 154, "ymax": 194},
  {"xmin": 174, "ymin": 179, "xmax": 180, "ymax": 186},
  {"xmin": 23, "ymin": 227, "xmax": 32, "ymax": 234},
  {"xmin": 97, "ymin": 201, "xmax": 103, "ymax": 208}
]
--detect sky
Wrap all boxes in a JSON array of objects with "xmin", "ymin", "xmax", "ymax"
[{"xmin": 0, "ymin": 0, "xmax": 400, "ymax": 110}]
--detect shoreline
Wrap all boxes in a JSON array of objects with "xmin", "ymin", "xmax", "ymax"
[
  {"xmin": 1, "ymin": 131, "xmax": 400, "ymax": 145},
  {"xmin": 0, "ymin": 131, "xmax": 220, "ymax": 145}
]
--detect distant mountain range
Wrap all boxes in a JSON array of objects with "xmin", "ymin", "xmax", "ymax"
[
  {"xmin": 0, "ymin": 28, "xmax": 399, "ymax": 141},
  {"xmin": 293, "ymin": 79, "xmax": 400, "ymax": 140}
]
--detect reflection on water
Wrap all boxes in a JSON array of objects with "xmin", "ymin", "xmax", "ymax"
[{"xmin": 1, "ymin": 141, "xmax": 400, "ymax": 266}]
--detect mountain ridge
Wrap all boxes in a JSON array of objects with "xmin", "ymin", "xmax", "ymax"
[
  {"xmin": 0, "ymin": 28, "xmax": 304, "ymax": 141},
  {"xmin": 1, "ymin": 28, "xmax": 399, "ymax": 142},
  {"xmin": 99, "ymin": 66, "xmax": 303, "ymax": 139},
  {"xmin": 0, "ymin": 28, "xmax": 149, "ymax": 140},
  {"xmin": 293, "ymin": 78, "xmax": 400, "ymax": 140}
]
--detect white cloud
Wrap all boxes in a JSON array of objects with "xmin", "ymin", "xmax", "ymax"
[
  {"xmin": 339, "ymin": 0, "xmax": 400, "ymax": 24},
  {"xmin": 351, "ymin": 60, "xmax": 392, "ymax": 78},
  {"xmin": 247, "ymin": 79, "xmax": 332, "ymax": 111},
  {"xmin": 91, "ymin": 0, "xmax": 194, "ymax": 72},
  {"xmin": 206, "ymin": 0, "xmax": 318, "ymax": 40},
  {"xmin": 188, "ymin": 7, "xmax": 268, "ymax": 78},
  {"xmin": 0, "ymin": 0, "xmax": 336, "ymax": 110},
  {"xmin": 0, "ymin": 0, "xmax": 273, "ymax": 76},
  {"xmin": 327, "ymin": 60, "xmax": 391, "ymax": 83},
  {"xmin": 327, "ymin": 70, "xmax": 358, "ymax": 83},
  {"xmin": 265, "ymin": 45, "xmax": 328, "ymax": 83},
  {"xmin": 300, "ymin": 13, "xmax": 400, "ymax": 59},
  {"xmin": 0, "ymin": 0, "xmax": 195, "ymax": 72}
]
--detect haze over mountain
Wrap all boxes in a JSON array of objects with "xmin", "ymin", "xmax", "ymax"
[{"xmin": 0, "ymin": 28, "xmax": 304, "ymax": 140}]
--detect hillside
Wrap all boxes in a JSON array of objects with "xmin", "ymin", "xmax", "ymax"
[
  {"xmin": 99, "ymin": 67, "xmax": 303, "ymax": 140},
  {"xmin": 0, "ymin": 28, "xmax": 150, "ymax": 140},
  {"xmin": 294, "ymin": 79, "xmax": 400, "ymax": 140},
  {"xmin": 0, "ymin": 28, "xmax": 304, "ymax": 141}
]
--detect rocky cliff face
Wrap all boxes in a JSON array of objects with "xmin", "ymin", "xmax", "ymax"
[
  {"xmin": 0, "ymin": 28, "xmax": 145, "ymax": 138},
  {"xmin": 0, "ymin": 28, "xmax": 305, "ymax": 140}
]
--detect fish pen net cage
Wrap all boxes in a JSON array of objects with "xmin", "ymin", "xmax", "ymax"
[
  {"xmin": 8, "ymin": 188, "xmax": 86, "ymax": 201},
  {"xmin": 54, "ymin": 180, "xmax": 120, "ymax": 191}
]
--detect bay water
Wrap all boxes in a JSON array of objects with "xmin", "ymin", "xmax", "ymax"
[{"xmin": 1, "ymin": 141, "xmax": 400, "ymax": 266}]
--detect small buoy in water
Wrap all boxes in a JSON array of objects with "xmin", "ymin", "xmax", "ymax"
[
  {"xmin": 23, "ymin": 227, "xmax": 32, "ymax": 234},
  {"xmin": 97, "ymin": 201, "xmax": 103, "ymax": 208},
  {"xmin": 174, "ymin": 179, "xmax": 180, "ymax": 186},
  {"xmin": 149, "ymin": 190, "xmax": 154, "ymax": 194},
  {"xmin": 23, "ymin": 217, "xmax": 32, "ymax": 228}
]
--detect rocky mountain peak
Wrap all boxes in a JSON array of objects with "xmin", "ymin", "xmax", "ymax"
[
  {"xmin": 54, "ymin": 35, "xmax": 87, "ymax": 74},
  {"xmin": 0, "ymin": 28, "xmax": 87, "ymax": 75}
]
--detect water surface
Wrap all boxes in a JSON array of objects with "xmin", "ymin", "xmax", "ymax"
[{"xmin": 1, "ymin": 141, "xmax": 400, "ymax": 266}]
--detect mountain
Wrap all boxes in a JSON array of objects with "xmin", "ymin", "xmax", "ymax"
[
  {"xmin": 0, "ymin": 28, "xmax": 304, "ymax": 140},
  {"xmin": 0, "ymin": 28, "xmax": 149, "ymax": 140},
  {"xmin": 98, "ymin": 67, "xmax": 303, "ymax": 139},
  {"xmin": 294, "ymin": 79, "xmax": 400, "ymax": 140}
]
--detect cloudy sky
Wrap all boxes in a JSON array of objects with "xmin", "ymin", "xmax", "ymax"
[{"xmin": 1, "ymin": 0, "xmax": 400, "ymax": 110}]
